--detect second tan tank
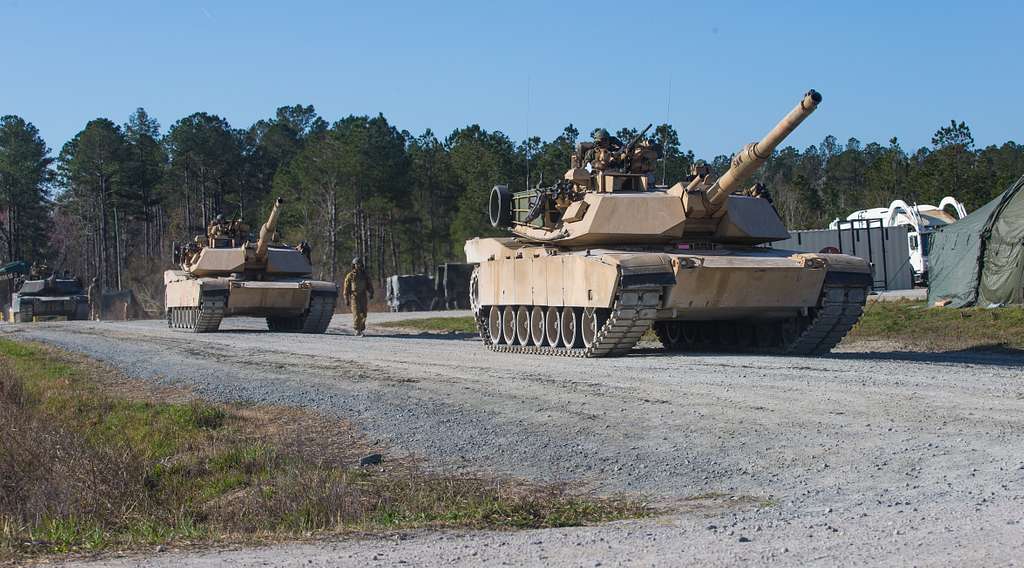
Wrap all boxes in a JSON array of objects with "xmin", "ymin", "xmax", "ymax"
[
  {"xmin": 164, "ymin": 197, "xmax": 338, "ymax": 333},
  {"xmin": 466, "ymin": 89, "xmax": 871, "ymax": 357}
]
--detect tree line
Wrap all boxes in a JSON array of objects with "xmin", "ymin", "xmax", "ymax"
[{"xmin": 1, "ymin": 107, "xmax": 1021, "ymax": 305}]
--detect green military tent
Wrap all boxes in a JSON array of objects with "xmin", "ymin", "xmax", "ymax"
[{"xmin": 928, "ymin": 174, "xmax": 1024, "ymax": 307}]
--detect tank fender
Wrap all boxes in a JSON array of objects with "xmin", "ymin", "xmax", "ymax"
[
  {"xmin": 199, "ymin": 279, "xmax": 230, "ymax": 294},
  {"xmin": 793, "ymin": 253, "xmax": 872, "ymax": 287},
  {"xmin": 163, "ymin": 270, "xmax": 189, "ymax": 286},
  {"xmin": 306, "ymin": 281, "xmax": 340, "ymax": 294},
  {"xmin": 613, "ymin": 254, "xmax": 676, "ymax": 289}
]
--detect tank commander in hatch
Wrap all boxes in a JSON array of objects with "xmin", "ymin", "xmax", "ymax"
[
  {"xmin": 583, "ymin": 128, "xmax": 624, "ymax": 171},
  {"xmin": 296, "ymin": 240, "xmax": 312, "ymax": 262},
  {"xmin": 741, "ymin": 182, "xmax": 774, "ymax": 204},
  {"xmin": 343, "ymin": 257, "xmax": 374, "ymax": 336},
  {"xmin": 207, "ymin": 214, "xmax": 231, "ymax": 240}
]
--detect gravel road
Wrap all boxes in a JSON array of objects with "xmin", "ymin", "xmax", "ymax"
[{"xmin": 4, "ymin": 313, "xmax": 1022, "ymax": 567}]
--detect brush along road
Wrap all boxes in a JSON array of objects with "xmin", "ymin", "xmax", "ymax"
[{"xmin": 4, "ymin": 313, "xmax": 1022, "ymax": 567}]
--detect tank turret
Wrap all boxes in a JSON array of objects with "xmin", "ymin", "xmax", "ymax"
[{"xmin": 488, "ymin": 90, "xmax": 822, "ymax": 247}]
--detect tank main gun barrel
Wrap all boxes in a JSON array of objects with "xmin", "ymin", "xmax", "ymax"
[
  {"xmin": 255, "ymin": 197, "xmax": 284, "ymax": 260},
  {"xmin": 705, "ymin": 89, "xmax": 822, "ymax": 208}
]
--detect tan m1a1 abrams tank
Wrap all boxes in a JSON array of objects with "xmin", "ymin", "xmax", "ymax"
[
  {"xmin": 465, "ymin": 89, "xmax": 871, "ymax": 357},
  {"xmin": 164, "ymin": 197, "xmax": 339, "ymax": 333}
]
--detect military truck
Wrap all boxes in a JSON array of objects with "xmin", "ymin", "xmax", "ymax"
[
  {"xmin": 0, "ymin": 261, "xmax": 30, "ymax": 321},
  {"xmin": 466, "ymin": 89, "xmax": 871, "ymax": 357},
  {"xmin": 430, "ymin": 263, "xmax": 473, "ymax": 310},
  {"xmin": 8, "ymin": 272, "xmax": 90, "ymax": 322},
  {"xmin": 386, "ymin": 274, "xmax": 435, "ymax": 311},
  {"xmin": 164, "ymin": 197, "xmax": 339, "ymax": 333}
]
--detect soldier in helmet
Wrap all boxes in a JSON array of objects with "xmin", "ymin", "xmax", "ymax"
[
  {"xmin": 207, "ymin": 214, "xmax": 231, "ymax": 240},
  {"xmin": 583, "ymin": 128, "xmax": 624, "ymax": 171},
  {"xmin": 296, "ymin": 240, "xmax": 312, "ymax": 262},
  {"xmin": 343, "ymin": 257, "xmax": 374, "ymax": 336},
  {"xmin": 87, "ymin": 277, "xmax": 103, "ymax": 321}
]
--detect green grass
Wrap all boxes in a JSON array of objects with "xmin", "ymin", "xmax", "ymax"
[
  {"xmin": 0, "ymin": 339, "xmax": 650, "ymax": 560},
  {"xmin": 380, "ymin": 315, "xmax": 478, "ymax": 334},
  {"xmin": 847, "ymin": 300, "xmax": 1024, "ymax": 351}
]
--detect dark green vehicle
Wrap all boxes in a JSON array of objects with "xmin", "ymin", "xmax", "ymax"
[{"xmin": 9, "ymin": 274, "xmax": 90, "ymax": 322}]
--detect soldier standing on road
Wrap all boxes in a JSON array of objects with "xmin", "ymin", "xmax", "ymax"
[
  {"xmin": 343, "ymin": 257, "xmax": 373, "ymax": 336},
  {"xmin": 87, "ymin": 277, "xmax": 103, "ymax": 321}
]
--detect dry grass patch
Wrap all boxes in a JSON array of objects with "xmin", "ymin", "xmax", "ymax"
[
  {"xmin": 378, "ymin": 316, "xmax": 478, "ymax": 334},
  {"xmin": 0, "ymin": 339, "xmax": 650, "ymax": 561},
  {"xmin": 845, "ymin": 300, "xmax": 1024, "ymax": 352}
]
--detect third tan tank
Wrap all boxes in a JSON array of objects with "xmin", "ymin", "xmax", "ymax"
[{"xmin": 466, "ymin": 89, "xmax": 871, "ymax": 357}]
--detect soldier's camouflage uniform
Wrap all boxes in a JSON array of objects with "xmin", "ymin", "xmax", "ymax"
[
  {"xmin": 87, "ymin": 279, "xmax": 103, "ymax": 321},
  {"xmin": 343, "ymin": 267, "xmax": 373, "ymax": 334}
]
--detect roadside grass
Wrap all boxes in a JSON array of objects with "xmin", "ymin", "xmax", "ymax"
[
  {"xmin": 0, "ymin": 339, "xmax": 650, "ymax": 561},
  {"xmin": 380, "ymin": 302, "xmax": 1024, "ymax": 352},
  {"xmin": 378, "ymin": 316, "xmax": 478, "ymax": 334},
  {"xmin": 846, "ymin": 300, "xmax": 1024, "ymax": 351}
]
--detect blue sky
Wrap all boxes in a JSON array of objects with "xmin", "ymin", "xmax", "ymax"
[{"xmin": 1, "ymin": 0, "xmax": 1021, "ymax": 158}]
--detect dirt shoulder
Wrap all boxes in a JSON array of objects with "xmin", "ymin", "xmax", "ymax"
[
  {"xmin": 3, "ymin": 315, "xmax": 1023, "ymax": 566},
  {"xmin": 0, "ymin": 339, "xmax": 648, "ymax": 564}
]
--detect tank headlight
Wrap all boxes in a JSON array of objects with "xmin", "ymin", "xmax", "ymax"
[{"xmin": 672, "ymin": 257, "xmax": 701, "ymax": 269}]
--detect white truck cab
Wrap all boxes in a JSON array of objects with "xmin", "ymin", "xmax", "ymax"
[{"xmin": 830, "ymin": 197, "xmax": 967, "ymax": 285}]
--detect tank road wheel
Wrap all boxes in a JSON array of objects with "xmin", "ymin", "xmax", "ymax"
[
  {"xmin": 487, "ymin": 306, "xmax": 503, "ymax": 344},
  {"xmin": 735, "ymin": 324, "xmax": 755, "ymax": 349},
  {"xmin": 529, "ymin": 306, "xmax": 547, "ymax": 346},
  {"xmin": 778, "ymin": 316, "xmax": 804, "ymax": 348},
  {"xmin": 561, "ymin": 307, "xmax": 582, "ymax": 349},
  {"xmin": 654, "ymin": 321, "xmax": 681, "ymax": 350},
  {"xmin": 755, "ymin": 324, "xmax": 777, "ymax": 348},
  {"xmin": 515, "ymin": 306, "xmax": 531, "ymax": 346},
  {"xmin": 580, "ymin": 308, "xmax": 609, "ymax": 349},
  {"xmin": 717, "ymin": 321, "xmax": 738, "ymax": 348},
  {"xmin": 469, "ymin": 267, "xmax": 481, "ymax": 313},
  {"xmin": 502, "ymin": 306, "xmax": 518, "ymax": 345},
  {"xmin": 544, "ymin": 307, "xmax": 561, "ymax": 347}
]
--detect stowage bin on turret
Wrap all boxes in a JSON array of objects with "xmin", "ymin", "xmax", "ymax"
[
  {"xmin": 466, "ymin": 90, "xmax": 872, "ymax": 357},
  {"xmin": 164, "ymin": 197, "xmax": 339, "ymax": 333}
]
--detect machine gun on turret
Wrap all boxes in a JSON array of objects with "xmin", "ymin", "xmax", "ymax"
[{"xmin": 619, "ymin": 123, "xmax": 653, "ymax": 172}]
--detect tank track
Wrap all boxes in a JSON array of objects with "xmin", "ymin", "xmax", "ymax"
[
  {"xmin": 654, "ymin": 280, "xmax": 867, "ymax": 356},
  {"xmin": 266, "ymin": 292, "xmax": 336, "ymax": 334},
  {"xmin": 166, "ymin": 292, "xmax": 226, "ymax": 333},
  {"xmin": 473, "ymin": 286, "xmax": 662, "ymax": 358}
]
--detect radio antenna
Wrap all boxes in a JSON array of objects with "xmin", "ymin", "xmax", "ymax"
[
  {"xmin": 661, "ymin": 78, "xmax": 672, "ymax": 186},
  {"xmin": 525, "ymin": 73, "xmax": 531, "ymax": 191}
]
